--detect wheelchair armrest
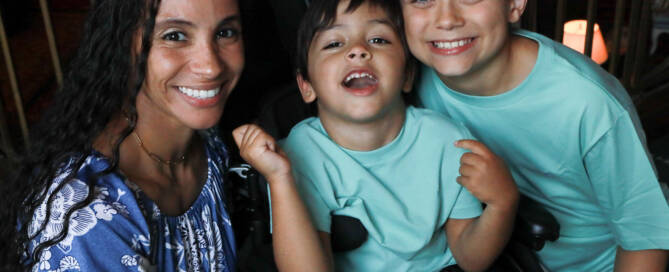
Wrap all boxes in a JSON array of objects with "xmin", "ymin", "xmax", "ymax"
[
  {"xmin": 512, "ymin": 195, "xmax": 560, "ymax": 251},
  {"xmin": 330, "ymin": 215, "xmax": 368, "ymax": 252}
]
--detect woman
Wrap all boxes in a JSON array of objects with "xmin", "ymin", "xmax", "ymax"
[{"xmin": 2, "ymin": 0, "xmax": 244, "ymax": 270}]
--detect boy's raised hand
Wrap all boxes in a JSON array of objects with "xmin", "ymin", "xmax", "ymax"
[
  {"xmin": 233, "ymin": 124, "xmax": 291, "ymax": 181},
  {"xmin": 455, "ymin": 139, "xmax": 519, "ymax": 208}
]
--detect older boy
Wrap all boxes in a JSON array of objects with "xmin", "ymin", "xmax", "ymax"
[{"xmin": 401, "ymin": 0, "xmax": 669, "ymax": 270}]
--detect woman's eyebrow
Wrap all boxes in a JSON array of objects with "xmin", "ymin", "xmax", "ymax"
[
  {"xmin": 154, "ymin": 14, "xmax": 241, "ymax": 30},
  {"xmin": 155, "ymin": 18, "xmax": 195, "ymax": 29},
  {"xmin": 217, "ymin": 15, "xmax": 241, "ymax": 27}
]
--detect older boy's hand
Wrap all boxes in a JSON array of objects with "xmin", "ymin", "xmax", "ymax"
[
  {"xmin": 233, "ymin": 124, "xmax": 291, "ymax": 181},
  {"xmin": 455, "ymin": 139, "xmax": 519, "ymax": 209}
]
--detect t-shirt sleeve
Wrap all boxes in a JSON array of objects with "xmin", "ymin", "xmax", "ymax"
[
  {"xmin": 449, "ymin": 187, "xmax": 484, "ymax": 219},
  {"xmin": 267, "ymin": 170, "xmax": 333, "ymax": 233},
  {"xmin": 293, "ymin": 171, "xmax": 333, "ymax": 233},
  {"xmin": 449, "ymin": 126, "xmax": 483, "ymax": 219},
  {"xmin": 583, "ymin": 114, "xmax": 669, "ymax": 250}
]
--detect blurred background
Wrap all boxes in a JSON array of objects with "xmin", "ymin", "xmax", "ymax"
[{"xmin": 0, "ymin": 0, "xmax": 668, "ymax": 182}]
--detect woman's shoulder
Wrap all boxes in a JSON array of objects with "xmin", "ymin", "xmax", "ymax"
[
  {"xmin": 27, "ymin": 152, "xmax": 151, "ymax": 270},
  {"xmin": 200, "ymin": 127, "xmax": 229, "ymax": 169}
]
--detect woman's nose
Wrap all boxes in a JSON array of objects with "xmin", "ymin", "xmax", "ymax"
[{"xmin": 191, "ymin": 42, "xmax": 224, "ymax": 79}]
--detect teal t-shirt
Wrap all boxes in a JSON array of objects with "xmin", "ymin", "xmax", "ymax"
[
  {"xmin": 280, "ymin": 106, "xmax": 483, "ymax": 271},
  {"xmin": 417, "ymin": 29, "xmax": 669, "ymax": 271}
]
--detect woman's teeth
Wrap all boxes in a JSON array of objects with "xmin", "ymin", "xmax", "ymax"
[
  {"xmin": 178, "ymin": 86, "xmax": 220, "ymax": 99},
  {"xmin": 432, "ymin": 38, "xmax": 472, "ymax": 49}
]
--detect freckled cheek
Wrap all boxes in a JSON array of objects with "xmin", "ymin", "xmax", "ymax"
[
  {"xmin": 147, "ymin": 50, "xmax": 187, "ymax": 90},
  {"xmin": 221, "ymin": 43, "xmax": 245, "ymax": 76}
]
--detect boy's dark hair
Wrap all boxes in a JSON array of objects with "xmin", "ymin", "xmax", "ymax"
[{"xmin": 295, "ymin": 0, "xmax": 410, "ymax": 81}]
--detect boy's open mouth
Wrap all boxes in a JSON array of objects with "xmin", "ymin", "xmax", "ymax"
[{"xmin": 342, "ymin": 71, "xmax": 378, "ymax": 89}]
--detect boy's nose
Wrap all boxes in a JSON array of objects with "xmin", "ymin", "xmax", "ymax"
[
  {"xmin": 436, "ymin": 2, "xmax": 464, "ymax": 30},
  {"xmin": 347, "ymin": 45, "xmax": 371, "ymax": 60}
]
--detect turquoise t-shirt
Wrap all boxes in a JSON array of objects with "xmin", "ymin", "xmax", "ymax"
[
  {"xmin": 417, "ymin": 29, "xmax": 669, "ymax": 271},
  {"xmin": 280, "ymin": 106, "xmax": 482, "ymax": 271}
]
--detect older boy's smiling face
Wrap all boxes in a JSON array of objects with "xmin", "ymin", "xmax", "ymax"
[
  {"xmin": 401, "ymin": 0, "xmax": 524, "ymax": 81},
  {"xmin": 298, "ymin": 1, "xmax": 411, "ymax": 125}
]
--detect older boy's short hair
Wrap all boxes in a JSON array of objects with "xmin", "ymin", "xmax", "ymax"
[{"xmin": 295, "ymin": 0, "xmax": 409, "ymax": 81}]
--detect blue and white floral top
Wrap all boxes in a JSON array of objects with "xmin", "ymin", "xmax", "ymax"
[{"xmin": 27, "ymin": 131, "xmax": 236, "ymax": 272}]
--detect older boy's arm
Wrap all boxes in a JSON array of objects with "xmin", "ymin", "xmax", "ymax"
[
  {"xmin": 614, "ymin": 247, "xmax": 668, "ymax": 272},
  {"xmin": 446, "ymin": 199, "xmax": 517, "ymax": 272},
  {"xmin": 233, "ymin": 125, "xmax": 333, "ymax": 271}
]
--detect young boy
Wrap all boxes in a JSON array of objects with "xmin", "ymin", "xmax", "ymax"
[
  {"xmin": 233, "ymin": 0, "xmax": 519, "ymax": 271},
  {"xmin": 400, "ymin": 0, "xmax": 669, "ymax": 271}
]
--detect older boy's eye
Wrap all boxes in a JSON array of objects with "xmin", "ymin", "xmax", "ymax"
[
  {"xmin": 323, "ymin": 41, "xmax": 343, "ymax": 49},
  {"xmin": 369, "ymin": 38, "xmax": 390, "ymax": 44},
  {"xmin": 162, "ymin": 31, "xmax": 186, "ymax": 41}
]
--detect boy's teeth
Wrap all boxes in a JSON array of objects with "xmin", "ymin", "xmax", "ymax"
[
  {"xmin": 344, "ymin": 72, "xmax": 376, "ymax": 84},
  {"xmin": 433, "ymin": 39, "xmax": 471, "ymax": 49},
  {"xmin": 177, "ymin": 86, "xmax": 220, "ymax": 99}
]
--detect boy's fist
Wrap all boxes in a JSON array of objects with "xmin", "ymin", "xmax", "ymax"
[
  {"xmin": 233, "ymin": 124, "xmax": 291, "ymax": 180},
  {"xmin": 455, "ymin": 139, "xmax": 518, "ymax": 209}
]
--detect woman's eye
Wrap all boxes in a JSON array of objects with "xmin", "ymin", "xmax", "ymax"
[
  {"xmin": 323, "ymin": 41, "xmax": 343, "ymax": 49},
  {"xmin": 217, "ymin": 29, "xmax": 239, "ymax": 39},
  {"xmin": 162, "ymin": 31, "xmax": 186, "ymax": 41},
  {"xmin": 410, "ymin": 0, "xmax": 433, "ymax": 7},
  {"xmin": 369, "ymin": 37, "xmax": 390, "ymax": 44}
]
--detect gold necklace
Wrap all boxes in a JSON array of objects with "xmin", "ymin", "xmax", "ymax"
[{"xmin": 132, "ymin": 131, "xmax": 186, "ymax": 166}]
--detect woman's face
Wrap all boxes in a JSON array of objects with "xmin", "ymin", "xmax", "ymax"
[{"xmin": 139, "ymin": 0, "xmax": 244, "ymax": 130}]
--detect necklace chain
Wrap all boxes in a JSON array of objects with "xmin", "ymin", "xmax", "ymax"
[{"xmin": 132, "ymin": 131, "xmax": 186, "ymax": 166}]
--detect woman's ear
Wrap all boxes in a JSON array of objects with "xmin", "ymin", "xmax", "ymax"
[
  {"xmin": 508, "ymin": 0, "xmax": 528, "ymax": 24},
  {"xmin": 297, "ymin": 73, "xmax": 317, "ymax": 103}
]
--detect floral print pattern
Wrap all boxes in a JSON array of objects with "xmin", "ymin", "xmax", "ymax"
[{"xmin": 27, "ymin": 130, "xmax": 236, "ymax": 271}]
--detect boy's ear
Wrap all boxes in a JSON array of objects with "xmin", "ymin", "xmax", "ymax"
[
  {"xmin": 402, "ymin": 62, "xmax": 416, "ymax": 93},
  {"xmin": 507, "ymin": 0, "xmax": 527, "ymax": 24},
  {"xmin": 296, "ymin": 73, "xmax": 317, "ymax": 103}
]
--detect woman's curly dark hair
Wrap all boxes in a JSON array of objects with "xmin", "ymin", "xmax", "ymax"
[{"xmin": 0, "ymin": 0, "xmax": 161, "ymax": 268}]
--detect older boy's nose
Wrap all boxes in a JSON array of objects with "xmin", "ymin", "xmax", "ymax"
[{"xmin": 436, "ymin": 2, "xmax": 464, "ymax": 30}]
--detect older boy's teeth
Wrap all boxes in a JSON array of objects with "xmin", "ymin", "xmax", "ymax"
[
  {"xmin": 433, "ymin": 39, "xmax": 471, "ymax": 49},
  {"xmin": 177, "ymin": 86, "xmax": 220, "ymax": 99}
]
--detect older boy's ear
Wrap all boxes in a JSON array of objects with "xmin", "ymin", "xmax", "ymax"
[
  {"xmin": 507, "ymin": 0, "xmax": 527, "ymax": 24},
  {"xmin": 296, "ymin": 73, "xmax": 317, "ymax": 103}
]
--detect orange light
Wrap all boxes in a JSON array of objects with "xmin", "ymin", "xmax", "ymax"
[{"xmin": 562, "ymin": 20, "xmax": 608, "ymax": 64}]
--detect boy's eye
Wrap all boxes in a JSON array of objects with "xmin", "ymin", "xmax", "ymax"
[
  {"xmin": 162, "ymin": 31, "xmax": 186, "ymax": 41},
  {"xmin": 369, "ymin": 37, "xmax": 390, "ymax": 45},
  {"xmin": 323, "ymin": 41, "xmax": 343, "ymax": 49}
]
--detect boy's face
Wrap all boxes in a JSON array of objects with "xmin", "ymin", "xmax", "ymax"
[
  {"xmin": 297, "ymin": 1, "xmax": 412, "ymax": 124},
  {"xmin": 401, "ymin": 0, "xmax": 525, "ymax": 79}
]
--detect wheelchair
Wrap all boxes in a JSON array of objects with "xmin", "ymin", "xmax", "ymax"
[{"xmin": 222, "ymin": 83, "xmax": 560, "ymax": 272}]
